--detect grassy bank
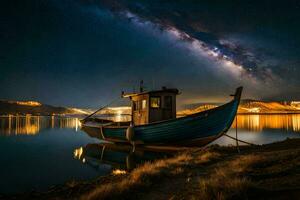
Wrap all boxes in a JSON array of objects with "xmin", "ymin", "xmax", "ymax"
[{"xmin": 3, "ymin": 138, "xmax": 300, "ymax": 200}]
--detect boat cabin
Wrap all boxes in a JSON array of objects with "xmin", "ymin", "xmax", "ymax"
[{"xmin": 122, "ymin": 87, "xmax": 179, "ymax": 125}]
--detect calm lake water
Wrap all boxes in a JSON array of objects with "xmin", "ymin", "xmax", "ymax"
[{"xmin": 0, "ymin": 114, "xmax": 300, "ymax": 194}]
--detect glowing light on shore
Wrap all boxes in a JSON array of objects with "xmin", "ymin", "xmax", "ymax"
[
  {"xmin": 112, "ymin": 169, "xmax": 127, "ymax": 175},
  {"xmin": 99, "ymin": 106, "xmax": 131, "ymax": 122},
  {"xmin": 9, "ymin": 101, "xmax": 42, "ymax": 107}
]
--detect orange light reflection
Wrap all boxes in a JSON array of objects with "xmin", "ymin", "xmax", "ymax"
[{"xmin": 232, "ymin": 114, "xmax": 300, "ymax": 132}]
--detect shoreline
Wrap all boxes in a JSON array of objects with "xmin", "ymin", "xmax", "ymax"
[
  {"xmin": 1, "ymin": 112, "xmax": 300, "ymax": 118},
  {"xmin": 2, "ymin": 138, "xmax": 300, "ymax": 200}
]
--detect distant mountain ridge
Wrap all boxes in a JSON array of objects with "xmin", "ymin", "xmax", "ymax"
[
  {"xmin": 2, "ymin": 99, "xmax": 300, "ymax": 116},
  {"xmin": 0, "ymin": 100, "xmax": 91, "ymax": 115},
  {"xmin": 238, "ymin": 99, "xmax": 300, "ymax": 114}
]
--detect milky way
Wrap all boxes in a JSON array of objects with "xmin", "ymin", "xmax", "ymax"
[
  {"xmin": 88, "ymin": 0, "xmax": 300, "ymax": 100},
  {"xmin": 1, "ymin": 0, "xmax": 300, "ymax": 107}
]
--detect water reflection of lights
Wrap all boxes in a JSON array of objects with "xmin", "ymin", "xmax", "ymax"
[
  {"xmin": 1, "ymin": 114, "xmax": 300, "ymax": 135},
  {"xmin": 232, "ymin": 114, "xmax": 300, "ymax": 132},
  {"xmin": 0, "ymin": 116, "xmax": 81, "ymax": 135},
  {"xmin": 115, "ymin": 110, "xmax": 123, "ymax": 122},
  {"xmin": 292, "ymin": 116, "xmax": 300, "ymax": 132},
  {"xmin": 73, "ymin": 147, "xmax": 87, "ymax": 164},
  {"xmin": 97, "ymin": 107, "xmax": 132, "ymax": 122},
  {"xmin": 112, "ymin": 169, "xmax": 127, "ymax": 175},
  {"xmin": 74, "ymin": 147, "xmax": 83, "ymax": 160}
]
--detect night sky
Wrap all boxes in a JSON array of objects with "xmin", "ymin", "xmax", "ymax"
[{"xmin": 1, "ymin": 0, "xmax": 300, "ymax": 108}]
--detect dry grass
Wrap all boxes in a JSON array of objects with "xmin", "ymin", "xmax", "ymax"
[
  {"xmin": 194, "ymin": 151, "xmax": 221, "ymax": 164},
  {"xmin": 81, "ymin": 150, "xmax": 223, "ymax": 200},
  {"xmin": 82, "ymin": 152, "xmax": 193, "ymax": 200},
  {"xmin": 198, "ymin": 154, "xmax": 261, "ymax": 200}
]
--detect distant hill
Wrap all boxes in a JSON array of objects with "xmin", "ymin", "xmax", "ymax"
[
  {"xmin": 238, "ymin": 99, "xmax": 300, "ymax": 114},
  {"xmin": 2, "ymin": 99, "xmax": 300, "ymax": 116},
  {"xmin": 178, "ymin": 100, "xmax": 300, "ymax": 116},
  {"xmin": 0, "ymin": 100, "xmax": 91, "ymax": 116}
]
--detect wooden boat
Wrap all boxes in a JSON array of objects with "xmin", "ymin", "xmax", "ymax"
[{"xmin": 81, "ymin": 86, "xmax": 243, "ymax": 147}]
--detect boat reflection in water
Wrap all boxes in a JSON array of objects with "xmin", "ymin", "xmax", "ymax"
[
  {"xmin": 0, "ymin": 115, "xmax": 81, "ymax": 135},
  {"xmin": 74, "ymin": 143, "xmax": 173, "ymax": 172}
]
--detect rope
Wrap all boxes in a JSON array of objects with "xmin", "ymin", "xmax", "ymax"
[
  {"xmin": 235, "ymin": 116, "xmax": 240, "ymax": 153},
  {"xmin": 82, "ymin": 96, "xmax": 122, "ymax": 122},
  {"xmin": 223, "ymin": 133, "xmax": 258, "ymax": 146},
  {"xmin": 225, "ymin": 115, "xmax": 258, "ymax": 147}
]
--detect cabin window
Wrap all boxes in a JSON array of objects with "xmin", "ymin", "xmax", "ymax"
[
  {"xmin": 142, "ymin": 99, "xmax": 147, "ymax": 110},
  {"xmin": 164, "ymin": 96, "xmax": 172, "ymax": 108},
  {"xmin": 150, "ymin": 97, "xmax": 160, "ymax": 108}
]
